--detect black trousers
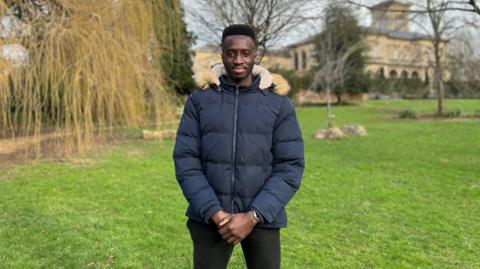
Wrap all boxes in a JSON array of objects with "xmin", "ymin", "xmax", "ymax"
[{"xmin": 187, "ymin": 219, "xmax": 281, "ymax": 269}]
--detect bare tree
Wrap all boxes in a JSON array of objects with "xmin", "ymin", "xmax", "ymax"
[
  {"xmin": 422, "ymin": 0, "xmax": 448, "ymax": 113},
  {"xmin": 469, "ymin": 0, "xmax": 480, "ymax": 14},
  {"xmin": 310, "ymin": 31, "xmax": 362, "ymax": 128},
  {"xmin": 345, "ymin": 0, "xmax": 480, "ymax": 15},
  {"xmin": 411, "ymin": 0, "xmax": 475, "ymax": 114},
  {"xmin": 185, "ymin": 0, "xmax": 315, "ymax": 61},
  {"xmin": 447, "ymin": 29, "xmax": 480, "ymax": 97}
]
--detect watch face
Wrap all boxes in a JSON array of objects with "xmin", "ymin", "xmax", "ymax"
[{"xmin": 252, "ymin": 211, "xmax": 260, "ymax": 222}]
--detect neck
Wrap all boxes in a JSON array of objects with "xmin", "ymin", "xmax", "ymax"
[{"xmin": 227, "ymin": 74, "xmax": 253, "ymax": 87}]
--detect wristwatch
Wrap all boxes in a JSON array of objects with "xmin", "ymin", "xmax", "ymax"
[{"xmin": 250, "ymin": 209, "xmax": 261, "ymax": 224}]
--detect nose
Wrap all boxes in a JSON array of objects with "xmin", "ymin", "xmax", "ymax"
[{"xmin": 233, "ymin": 54, "xmax": 243, "ymax": 64}]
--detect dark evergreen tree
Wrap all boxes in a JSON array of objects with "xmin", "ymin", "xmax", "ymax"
[
  {"xmin": 151, "ymin": 0, "xmax": 196, "ymax": 95},
  {"xmin": 312, "ymin": 2, "xmax": 368, "ymax": 103}
]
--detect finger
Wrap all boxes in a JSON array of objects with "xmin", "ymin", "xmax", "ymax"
[
  {"xmin": 218, "ymin": 226, "xmax": 229, "ymax": 235},
  {"xmin": 227, "ymin": 236, "xmax": 237, "ymax": 244},
  {"xmin": 219, "ymin": 215, "xmax": 232, "ymax": 227},
  {"xmin": 221, "ymin": 232, "xmax": 233, "ymax": 241}
]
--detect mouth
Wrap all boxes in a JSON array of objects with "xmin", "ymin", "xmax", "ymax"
[{"xmin": 232, "ymin": 67, "xmax": 246, "ymax": 75}]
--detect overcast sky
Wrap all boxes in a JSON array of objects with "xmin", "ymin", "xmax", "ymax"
[
  {"xmin": 180, "ymin": 0, "xmax": 479, "ymax": 50},
  {"xmin": 180, "ymin": 0, "xmax": 338, "ymax": 48}
]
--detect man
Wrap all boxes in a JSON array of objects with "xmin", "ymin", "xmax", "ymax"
[{"xmin": 173, "ymin": 24, "xmax": 304, "ymax": 269}]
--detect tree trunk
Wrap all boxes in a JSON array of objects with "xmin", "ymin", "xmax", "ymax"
[
  {"xmin": 336, "ymin": 93, "xmax": 342, "ymax": 105},
  {"xmin": 327, "ymin": 87, "xmax": 334, "ymax": 128},
  {"xmin": 437, "ymin": 76, "xmax": 444, "ymax": 114}
]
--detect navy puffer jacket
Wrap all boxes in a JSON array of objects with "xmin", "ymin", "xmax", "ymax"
[{"xmin": 173, "ymin": 66, "xmax": 304, "ymax": 228}]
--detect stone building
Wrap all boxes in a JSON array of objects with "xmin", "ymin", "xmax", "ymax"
[{"xmin": 288, "ymin": 0, "xmax": 448, "ymax": 82}]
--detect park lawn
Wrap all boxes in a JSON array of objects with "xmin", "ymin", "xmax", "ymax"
[{"xmin": 0, "ymin": 99, "xmax": 479, "ymax": 268}]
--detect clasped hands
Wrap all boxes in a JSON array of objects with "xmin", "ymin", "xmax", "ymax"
[{"xmin": 210, "ymin": 210, "xmax": 259, "ymax": 245}]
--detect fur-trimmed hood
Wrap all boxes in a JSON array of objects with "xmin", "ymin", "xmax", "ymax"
[{"xmin": 197, "ymin": 64, "xmax": 291, "ymax": 96}]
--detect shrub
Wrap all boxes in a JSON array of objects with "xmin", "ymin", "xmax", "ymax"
[
  {"xmin": 269, "ymin": 68, "xmax": 311, "ymax": 99},
  {"xmin": 446, "ymin": 108, "xmax": 461, "ymax": 117},
  {"xmin": 398, "ymin": 109, "xmax": 417, "ymax": 119},
  {"xmin": 368, "ymin": 76, "xmax": 428, "ymax": 99}
]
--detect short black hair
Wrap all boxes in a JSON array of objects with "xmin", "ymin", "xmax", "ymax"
[{"xmin": 221, "ymin": 24, "xmax": 257, "ymax": 45}]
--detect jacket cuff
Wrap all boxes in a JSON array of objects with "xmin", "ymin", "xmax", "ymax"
[
  {"xmin": 203, "ymin": 204, "xmax": 223, "ymax": 223},
  {"xmin": 248, "ymin": 206, "xmax": 265, "ymax": 224}
]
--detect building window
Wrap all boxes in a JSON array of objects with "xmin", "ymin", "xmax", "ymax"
[
  {"xmin": 302, "ymin": 51, "xmax": 307, "ymax": 70},
  {"xmin": 394, "ymin": 48, "xmax": 400, "ymax": 60},
  {"xmin": 394, "ymin": 14, "xmax": 406, "ymax": 31},
  {"xmin": 411, "ymin": 71, "xmax": 419, "ymax": 79},
  {"xmin": 389, "ymin": 70, "xmax": 398, "ymax": 78},
  {"xmin": 371, "ymin": 43, "xmax": 379, "ymax": 58},
  {"xmin": 404, "ymin": 46, "xmax": 412, "ymax": 61},
  {"xmin": 378, "ymin": 67, "xmax": 385, "ymax": 78},
  {"xmin": 424, "ymin": 48, "xmax": 433, "ymax": 62},
  {"xmin": 379, "ymin": 18, "xmax": 388, "ymax": 30},
  {"xmin": 401, "ymin": 70, "xmax": 408, "ymax": 79},
  {"xmin": 294, "ymin": 52, "xmax": 299, "ymax": 71},
  {"xmin": 389, "ymin": 45, "xmax": 399, "ymax": 60}
]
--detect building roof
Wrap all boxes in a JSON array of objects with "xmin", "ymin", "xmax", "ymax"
[
  {"xmin": 265, "ymin": 48, "xmax": 291, "ymax": 57},
  {"xmin": 286, "ymin": 26, "xmax": 447, "ymax": 49},
  {"xmin": 371, "ymin": 0, "xmax": 411, "ymax": 10},
  {"xmin": 286, "ymin": 35, "xmax": 319, "ymax": 49},
  {"xmin": 366, "ymin": 27, "xmax": 429, "ymax": 40},
  {"xmin": 195, "ymin": 43, "xmax": 221, "ymax": 53},
  {"xmin": 366, "ymin": 27, "xmax": 448, "ymax": 42}
]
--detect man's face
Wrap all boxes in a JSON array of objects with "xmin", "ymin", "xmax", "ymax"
[{"xmin": 221, "ymin": 35, "xmax": 256, "ymax": 85}]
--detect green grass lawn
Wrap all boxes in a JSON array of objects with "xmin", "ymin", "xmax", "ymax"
[{"xmin": 1, "ymin": 99, "xmax": 479, "ymax": 268}]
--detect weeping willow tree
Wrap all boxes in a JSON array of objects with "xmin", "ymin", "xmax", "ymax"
[{"xmin": 0, "ymin": 0, "xmax": 182, "ymax": 155}]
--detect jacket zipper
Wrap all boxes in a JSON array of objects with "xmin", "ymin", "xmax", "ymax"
[{"xmin": 231, "ymin": 86, "xmax": 239, "ymax": 213}]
